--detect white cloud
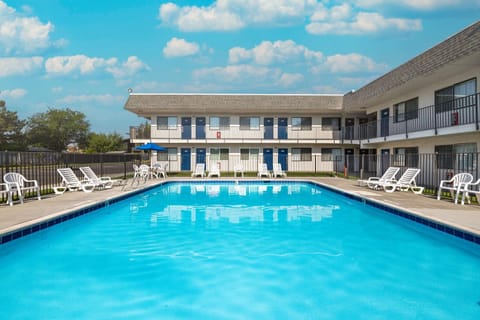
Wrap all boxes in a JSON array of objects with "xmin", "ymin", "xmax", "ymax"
[
  {"xmin": 193, "ymin": 64, "xmax": 276, "ymax": 82},
  {"xmin": 158, "ymin": 0, "xmax": 317, "ymax": 31},
  {"xmin": 45, "ymin": 55, "xmax": 116, "ymax": 75},
  {"xmin": 277, "ymin": 73, "xmax": 304, "ymax": 87},
  {"xmin": 0, "ymin": 0, "xmax": 54, "ymax": 54},
  {"xmin": 56, "ymin": 94, "xmax": 124, "ymax": 106},
  {"xmin": 51, "ymin": 86, "xmax": 63, "ymax": 93},
  {"xmin": 229, "ymin": 40, "xmax": 323, "ymax": 65},
  {"xmin": 0, "ymin": 88, "xmax": 27, "ymax": 99},
  {"xmin": 163, "ymin": 38, "xmax": 200, "ymax": 58},
  {"xmin": 0, "ymin": 56, "xmax": 43, "ymax": 77},
  {"xmin": 322, "ymin": 53, "xmax": 388, "ymax": 73},
  {"xmin": 107, "ymin": 56, "xmax": 150, "ymax": 78},
  {"xmin": 355, "ymin": 0, "xmax": 468, "ymax": 10},
  {"xmin": 306, "ymin": 11, "xmax": 422, "ymax": 35},
  {"xmin": 45, "ymin": 55, "xmax": 149, "ymax": 79}
]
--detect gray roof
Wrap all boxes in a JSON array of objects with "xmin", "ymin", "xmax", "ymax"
[
  {"xmin": 344, "ymin": 20, "xmax": 480, "ymax": 110},
  {"xmin": 124, "ymin": 94, "xmax": 343, "ymax": 116}
]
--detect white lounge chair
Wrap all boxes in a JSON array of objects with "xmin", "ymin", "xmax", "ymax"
[
  {"xmin": 192, "ymin": 163, "xmax": 206, "ymax": 178},
  {"xmin": 208, "ymin": 163, "xmax": 221, "ymax": 178},
  {"xmin": 79, "ymin": 167, "xmax": 114, "ymax": 189},
  {"xmin": 57, "ymin": 168, "xmax": 95, "ymax": 193},
  {"xmin": 3, "ymin": 172, "xmax": 41, "ymax": 205},
  {"xmin": 0, "ymin": 182, "xmax": 12, "ymax": 206},
  {"xmin": 461, "ymin": 178, "xmax": 480, "ymax": 205},
  {"xmin": 233, "ymin": 163, "xmax": 244, "ymax": 178},
  {"xmin": 358, "ymin": 167, "xmax": 400, "ymax": 189},
  {"xmin": 383, "ymin": 168, "xmax": 421, "ymax": 193},
  {"xmin": 437, "ymin": 172, "xmax": 473, "ymax": 204},
  {"xmin": 273, "ymin": 163, "xmax": 287, "ymax": 178},
  {"xmin": 257, "ymin": 163, "xmax": 271, "ymax": 178}
]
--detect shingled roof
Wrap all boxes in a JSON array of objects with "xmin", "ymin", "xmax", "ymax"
[
  {"xmin": 344, "ymin": 20, "xmax": 480, "ymax": 110},
  {"xmin": 124, "ymin": 93, "xmax": 343, "ymax": 116}
]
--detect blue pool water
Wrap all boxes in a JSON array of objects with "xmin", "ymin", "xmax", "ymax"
[{"xmin": 1, "ymin": 181, "xmax": 479, "ymax": 319}]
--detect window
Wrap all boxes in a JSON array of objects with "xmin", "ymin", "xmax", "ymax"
[
  {"xmin": 292, "ymin": 148, "xmax": 312, "ymax": 161},
  {"xmin": 210, "ymin": 116, "xmax": 230, "ymax": 130},
  {"xmin": 210, "ymin": 148, "xmax": 229, "ymax": 161},
  {"xmin": 321, "ymin": 148, "xmax": 342, "ymax": 161},
  {"xmin": 292, "ymin": 117, "xmax": 312, "ymax": 130},
  {"xmin": 157, "ymin": 116, "xmax": 177, "ymax": 130},
  {"xmin": 240, "ymin": 148, "xmax": 259, "ymax": 160},
  {"xmin": 322, "ymin": 117, "xmax": 341, "ymax": 131},
  {"xmin": 435, "ymin": 143, "xmax": 477, "ymax": 170},
  {"xmin": 239, "ymin": 117, "xmax": 260, "ymax": 130},
  {"xmin": 435, "ymin": 78, "xmax": 477, "ymax": 113},
  {"xmin": 394, "ymin": 98, "xmax": 418, "ymax": 122},
  {"xmin": 157, "ymin": 148, "xmax": 177, "ymax": 161},
  {"xmin": 393, "ymin": 147, "xmax": 418, "ymax": 167}
]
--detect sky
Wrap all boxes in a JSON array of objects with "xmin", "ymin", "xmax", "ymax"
[{"xmin": 0, "ymin": 0, "xmax": 479, "ymax": 135}]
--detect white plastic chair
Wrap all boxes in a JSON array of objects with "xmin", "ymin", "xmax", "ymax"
[
  {"xmin": 79, "ymin": 167, "xmax": 114, "ymax": 189},
  {"xmin": 461, "ymin": 178, "xmax": 480, "ymax": 205},
  {"xmin": 257, "ymin": 163, "xmax": 271, "ymax": 178},
  {"xmin": 383, "ymin": 168, "xmax": 421, "ymax": 193},
  {"xmin": 358, "ymin": 167, "xmax": 400, "ymax": 189},
  {"xmin": 208, "ymin": 163, "xmax": 221, "ymax": 178},
  {"xmin": 437, "ymin": 173, "xmax": 473, "ymax": 204},
  {"xmin": 0, "ymin": 182, "xmax": 12, "ymax": 206},
  {"xmin": 192, "ymin": 163, "xmax": 206, "ymax": 178},
  {"xmin": 57, "ymin": 168, "xmax": 95, "ymax": 193},
  {"xmin": 3, "ymin": 172, "xmax": 41, "ymax": 205},
  {"xmin": 273, "ymin": 163, "xmax": 287, "ymax": 178}
]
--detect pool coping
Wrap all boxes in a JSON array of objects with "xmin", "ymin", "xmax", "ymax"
[{"xmin": 1, "ymin": 179, "xmax": 479, "ymax": 246}]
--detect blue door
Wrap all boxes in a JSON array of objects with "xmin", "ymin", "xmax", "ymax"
[
  {"xmin": 278, "ymin": 148, "xmax": 288, "ymax": 171},
  {"xmin": 181, "ymin": 148, "xmax": 191, "ymax": 171},
  {"xmin": 263, "ymin": 148, "xmax": 273, "ymax": 170},
  {"xmin": 196, "ymin": 117, "xmax": 205, "ymax": 139},
  {"xmin": 264, "ymin": 118, "xmax": 273, "ymax": 139},
  {"xmin": 196, "ymin": 148, "xmax": 206, "ymax": 165},
  {"xmin": 381, "ymin": 149, "xmax": 390, "ymax": 174},
  {"xmin": 182, "ymin": 117, "xmax": 192, "ymax": 139},
  {"xmin": 278, "ymin": 118, "xmax": 288, "ymax": 139}
]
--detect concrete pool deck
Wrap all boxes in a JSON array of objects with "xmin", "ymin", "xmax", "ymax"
[{"xmin": 1, "ymin": 177, "xmax": 479, "ymax": 241}]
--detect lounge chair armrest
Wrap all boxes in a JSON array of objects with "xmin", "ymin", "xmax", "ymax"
[{"xmin": 23, "ymin": 179, "xmax": 39, "ymax": 187}]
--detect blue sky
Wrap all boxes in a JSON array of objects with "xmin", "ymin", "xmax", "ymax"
[{"xmin": 0, "ymin": 0, "xmax": 479, "ymax": 135}]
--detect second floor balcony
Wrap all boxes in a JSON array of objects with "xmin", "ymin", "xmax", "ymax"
[{"xmin": 129, "ymin": 93, "xmax": 479, "ymax": 146}]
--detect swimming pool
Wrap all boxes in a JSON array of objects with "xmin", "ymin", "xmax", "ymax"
[{"xmin": 1, "ymin": 181, "xmax": 479, "ymax": 319}]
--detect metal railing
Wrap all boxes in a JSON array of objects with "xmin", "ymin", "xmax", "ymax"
[
  {"xmin": 336, "ymin": 152, "xmax": 479, "ymax": 191},
  {"xmin": 0, "ymin": 151, "xmax": 142, "ymax": 202},
  {"xmin": 346, "ymin": 93, "xmax": 479, "ymax": 142}
]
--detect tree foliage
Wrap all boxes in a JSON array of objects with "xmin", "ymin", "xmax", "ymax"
[
  {"xmin": 86, "ymin": 132, "xmax": 125, "ymax": 153},
  {"xmin": 25, "ymin": 108, "xmax": 90, "ymax": 152},
  {"xmin": 0, "ymin": 100, "xmax": 26, "ymax": 151}
]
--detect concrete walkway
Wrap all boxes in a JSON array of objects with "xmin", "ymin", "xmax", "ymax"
[{"xmin": 1, "ymin": 177, "xmax": 479, "ymax": 239}]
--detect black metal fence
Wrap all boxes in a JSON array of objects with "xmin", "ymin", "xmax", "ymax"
[
  {"xmin": 0, "ymin": 151, "xmax": 143, "ymax": 202},
  {"xmin": 335, "ymin": 152, "xmax": 479, "ymax": 191}
]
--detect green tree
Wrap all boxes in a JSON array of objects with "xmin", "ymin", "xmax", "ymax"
[
  {"xmin": 136, "ymin": 120, "xmax": 150, "ymax": 139},
  {"xmin": 86, "ymin": 132, "xmax": 125, "ymax": 153},
  {"xmin": 25, "ymin": 108, "xmax": 90, "ymax": 152},
  {"xmin": 0, "ymin": 100, "xmax": 26, "ymax": 151}
]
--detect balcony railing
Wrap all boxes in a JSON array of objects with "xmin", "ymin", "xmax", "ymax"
[
  {"xmin": 129, "ymin": 93, "xmax": 479, "ymax": 144},
  {"xmin": 344, "ymin": 93, "xmax": 479, "ymax": 143}
]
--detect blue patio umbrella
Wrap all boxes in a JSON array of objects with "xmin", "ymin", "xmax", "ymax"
[
  {"xmin": 135, "ymin": 142, "xmax": 166, "ymax": 152},
  {"xmin": 135, "ymin": 143, "xmax": 166, "ymax": 166}
]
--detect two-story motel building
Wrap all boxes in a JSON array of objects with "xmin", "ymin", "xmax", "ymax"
[{"xmin": 124, "ymin": 21, "xmax": 480, "ymax": 178}]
